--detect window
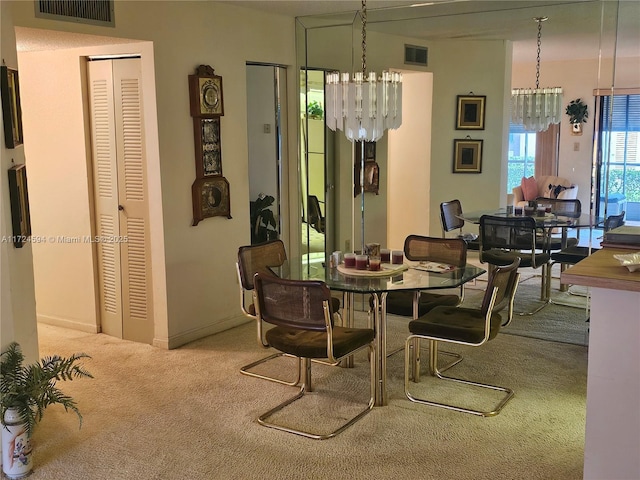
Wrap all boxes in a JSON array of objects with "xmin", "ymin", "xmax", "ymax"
[
  {"xmin": 507, "ymin": 123, "xmax": 536, "ymax": 193},
  {"xmin": 596, "ymin": 94, "xmax": 640, "ymax": 219}
]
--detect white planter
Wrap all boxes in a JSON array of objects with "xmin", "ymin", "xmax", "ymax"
[{"xmin": 2, "ymin": 408, "xmax": 34, "ymax": 479}]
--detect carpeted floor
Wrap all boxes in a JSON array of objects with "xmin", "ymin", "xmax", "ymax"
[{"xmin": 27, "ymin": 296, "xmax": 588, "ymax": 480}]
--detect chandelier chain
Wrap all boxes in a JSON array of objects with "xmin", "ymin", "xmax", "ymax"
[
  {"xmin": 535, "ymin": 18, "xmax": 542, "ymax": 89},
  {"xmin": 361, "ymin": 0, "xmax": 367, "ymax": 75}
]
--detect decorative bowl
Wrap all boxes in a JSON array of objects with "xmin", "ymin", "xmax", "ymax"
[{"xmin": 613, "ymin": 252, "xmax": 640, "ymax": 272}]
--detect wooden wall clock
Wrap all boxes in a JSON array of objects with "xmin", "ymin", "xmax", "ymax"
[
  {"xmin": 193, "ymin": 117, "xmax": 222, "ymax": 177},
  {"xmin": 189, "ymin": 65, "xmax": 224, "ymax": 118},
  {"xmin": 189, "ymin": 64, "xmax": 230, "ymax": 225}
]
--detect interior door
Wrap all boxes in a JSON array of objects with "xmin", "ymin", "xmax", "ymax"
[{"xmin": 88, "ymin": 58, "xmax": 154, "ymax": 344}]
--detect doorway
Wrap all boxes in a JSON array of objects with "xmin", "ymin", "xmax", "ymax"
[
  {"xmin": 87, "ymin": 57, "xmax": 154, "ymax": 344},
  {"xmin": 246, "ymin": 64, "xmax": 287, "ymax": 245},
  {"xmin": 300, "ymin": 68, "xmax": 336, "ymax": 264},
  {"xmin": 16, "ymin": 28, "xmax": 166, "ymax": 346}
]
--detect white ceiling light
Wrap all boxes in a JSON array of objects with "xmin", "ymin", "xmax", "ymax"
[
  {"xmin": 511, "ymin": 17, "xmax": 563, "ymax": 132},
  {"xmin": 325, "ymin": 0, "xmax": 403, "ymax": 142}
]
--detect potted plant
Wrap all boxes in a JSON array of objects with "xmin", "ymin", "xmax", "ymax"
[
  {"xmin": 565, "ymin": 98, "xmax": 588, "ymax": 134},
  {"xmin": 306, "ymin": 101, "xmax": 323, "ymax": 119},
  {"xmin": 1, "ymin": 342, "xmax": 93, "ymax": 479},
  {"xmin": 250, "ymin": 193, "xmax": 278, "ymax": 244}
]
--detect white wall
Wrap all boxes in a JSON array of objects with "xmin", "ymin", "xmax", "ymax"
[
  {"xmin": 0, "ymin": 0, "xmax": 38, "ymax": 362},
  {"xmin": 8, "ymin": 1, "xmax": 297, "ymax": 349},
  {"xmin": 388, "ymin": 72, "xmax": 433, "ymax": 249},
  {"xmin": 246, "ymin": 65, "xmax": 278, "ymax": 204}
]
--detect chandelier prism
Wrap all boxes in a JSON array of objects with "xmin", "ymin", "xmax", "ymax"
[
  {"xmin": 325, "ymin": 0, "xmax": 403, "ymax": 142},
  {"xmin": 511, "ymin": 17, "xmax": 563, "ymax": 132}
]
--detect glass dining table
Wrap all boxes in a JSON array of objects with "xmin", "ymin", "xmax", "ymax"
[
  {"xmin": 459, "ymin": 208, "xmax": 603, "ymax": 250},
  {"xmin": 280, "ymin": 260, "xmax": 486, "ymax": 406}
]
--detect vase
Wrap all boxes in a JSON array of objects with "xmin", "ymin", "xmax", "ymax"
[{"xmin": 2, "ymin": 408, "xmax": 34, "ymax": 479}]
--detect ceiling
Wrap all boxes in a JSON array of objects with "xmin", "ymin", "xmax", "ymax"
[
  {"xmin": 228, "ymin": 0, "xmax": 640, "ymax": 62},
  {"xmin": 15, "ymin": 1, "xmax": 639, "ymax": 63}
]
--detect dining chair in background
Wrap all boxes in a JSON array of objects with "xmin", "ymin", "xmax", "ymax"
[
  {"xmin": 237, "ymin": 239, "xmax": 341, "ymax": 385},
  {"xmin": 252, "ymin": 274, "xmax": 375, "ymax": 439},
  {"xmin": 479, "ymin": 215, "xmax": 550, "ymax": 315},
  {"xmin": 440, "ymin": 199, "xmax": 480, "ymax": 251},
  {"xmin": 535, "ymin": 197, "xmax": 582, "ymax": 251},
  {"xmin": 404, "ymin": 258, "xmax": 520, "ymax": 417}
]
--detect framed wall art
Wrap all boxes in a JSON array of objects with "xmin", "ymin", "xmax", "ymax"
[
  {"xmin": 456, "ymin": 95, "xmax": 486, "ymax": 130},
  {"xmin": 8, "ymin": 164, "xmax": 31, "ymax": 247},
  {"xmin": 354, "ymin": 161, "xmax": 380, "ymax": 196},
  {"xmin": 355, "ymin": 140, "xmax": 376, "ymax": 162},
  {"xmin": 453, "ymin": 138, "xmax": 483, "ymax": 173},
  {"xmin": 193, "ymin": 117, "xmax": 222, "ymax": 177},
  {"xmin": 188, "ymin": 64, "xmax": 224, "ymax": 118},
  {"xmin": 1, "ymin": 66, "xmax": 24, "ymax": 149},
  {"xmin": 192, "ymin": 176, "xmax": 231, "ymax": 225}
]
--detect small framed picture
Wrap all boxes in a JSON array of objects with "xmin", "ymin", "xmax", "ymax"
[
  {"xmin": 8, "ymin": 164, "xmax": 31, "ymax": 247},
  {"xmin": 192, "ymin": 176, "xmax": 231, "ymax": 225},
  {"xmin": 456, "ymin": 95, "xmax": 486, "ymax": 130},
  {"xmin": 355, "ymin": 141, "xmax": 376, "ymax": 161},
  {"xmin": 453, "ymin": 139, "xmax": 483, "ymax": 173},
  {"xmin": 1, "ymin": 66, "xmax": 24, "ymax": 149}
]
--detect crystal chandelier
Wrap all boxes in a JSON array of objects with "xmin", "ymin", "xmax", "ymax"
[
  {"xmin": 511, "ymin": 17, "xmax": 563, "ymax": 132},
  {"xmin": 325, "ymin": 0, "xmax": 402, "ymax": 142}
]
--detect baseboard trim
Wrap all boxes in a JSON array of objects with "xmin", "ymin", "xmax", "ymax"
[
  {"xmin": 37, "ymin": 314, "xmax": 99, "ymax": 333},
  {"xmin": 163, "ymin": 315, "xmax": 250, "ymax": 350}
]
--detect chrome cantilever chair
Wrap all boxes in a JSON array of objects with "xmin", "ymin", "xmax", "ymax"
[
  {"xmin": 252, "ymin": 273, "xmax": 375, "ymax": 439},
  {"xmin": 440, "ymin": 199, "xmax": 480, "ymax": 251},
  {"xmin": 237, "ymin": 239, "xmax": 341, "ymax": 386},
  {"xmin": 370, "ymin": 236, "xmax": 468, "ymax": 371},
  {"xmin": 479, "ymin": 215, "xmax": 550, "ymax": 315},
  {"xmin": 404, "ymin": 258, "xmax": 520, "ymax": 417}
]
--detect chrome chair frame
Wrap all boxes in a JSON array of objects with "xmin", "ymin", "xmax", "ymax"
[
  {"xmin": 253, "ymin": 274, "xmax": 375, "ymax": 440},
  {"xmin": 479, "ymin": 214, "xmax": 551, "ymax": 316},
  {"xmin": 369, "ymin": 236, "xmax": 468, "ymax": 373},
  {"xmin": 237, "ymin": 240, "xmax": 301, "ymax": 386},
  {"xmin": 404, "ymin": 259, "xmax": 520, "ymax": 417}
]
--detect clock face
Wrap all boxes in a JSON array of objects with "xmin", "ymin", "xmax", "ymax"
[{"xmin": 199, "ymin": 77, "xmax": 222, "ymax": 115}]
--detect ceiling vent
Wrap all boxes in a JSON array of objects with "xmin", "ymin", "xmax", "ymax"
[
  {"xmin": 35, "ymin": 0, "xmax": 115, "ymax": 27},
  {"xmin": 404, "ymin": 44, "xmax": 428, "ymax": 67}
]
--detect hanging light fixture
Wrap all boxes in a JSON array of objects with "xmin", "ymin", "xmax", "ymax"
[
  {"xmin": 325, "ymin": 0, "xmax": 403, "ymax": 142},
  {"xmin": 511, "ymin": 17, "xmax": 563, "ymax": 132}
]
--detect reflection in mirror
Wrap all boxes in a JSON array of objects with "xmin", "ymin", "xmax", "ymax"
[{"xmin": 300, "ymin": 69, "xmax": 327, "ymax": 270}]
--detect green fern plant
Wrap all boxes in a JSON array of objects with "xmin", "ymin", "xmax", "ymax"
[{"xmin": 1, "ymin": 342, "xmax": 93, "ymax": 438}]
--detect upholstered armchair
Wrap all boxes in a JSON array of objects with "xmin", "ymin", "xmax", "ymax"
[{"xmin": 512, "ymin": 175, "xmax": 578, "ymax": 207}]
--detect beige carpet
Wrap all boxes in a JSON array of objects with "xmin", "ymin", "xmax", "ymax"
[{"xmin": 27, "ymin": 309, "xmax": 587, "ymax": 480}]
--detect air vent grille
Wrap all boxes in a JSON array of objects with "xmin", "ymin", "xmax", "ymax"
[
  {"xmin": 35, "ymin": 0, "xmax": 115, "ymax": 27},
  {"xmin": 405, "ymin": 44, "xmax": 428, "ymax": 66}
]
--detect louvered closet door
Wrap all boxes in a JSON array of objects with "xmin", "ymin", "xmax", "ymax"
[{"xmin": 88, "ymin": 58, "xmax": 153, "ymax": 344}]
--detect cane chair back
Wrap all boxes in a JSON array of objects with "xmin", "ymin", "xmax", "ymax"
[
  {"xmin": 375, "ymin": 236, "xmax": 467, "ymax": 319},
  {"xmin": 252, "ymin": 274, "xmax": 375, "ymax": 439},
  {"xmin": 237, "ymin": 239, "xmax": 286, "ymax": 298},
  {"xmin": 404, "ymin": 258, "xmax": 521, "ymax": 417}
]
